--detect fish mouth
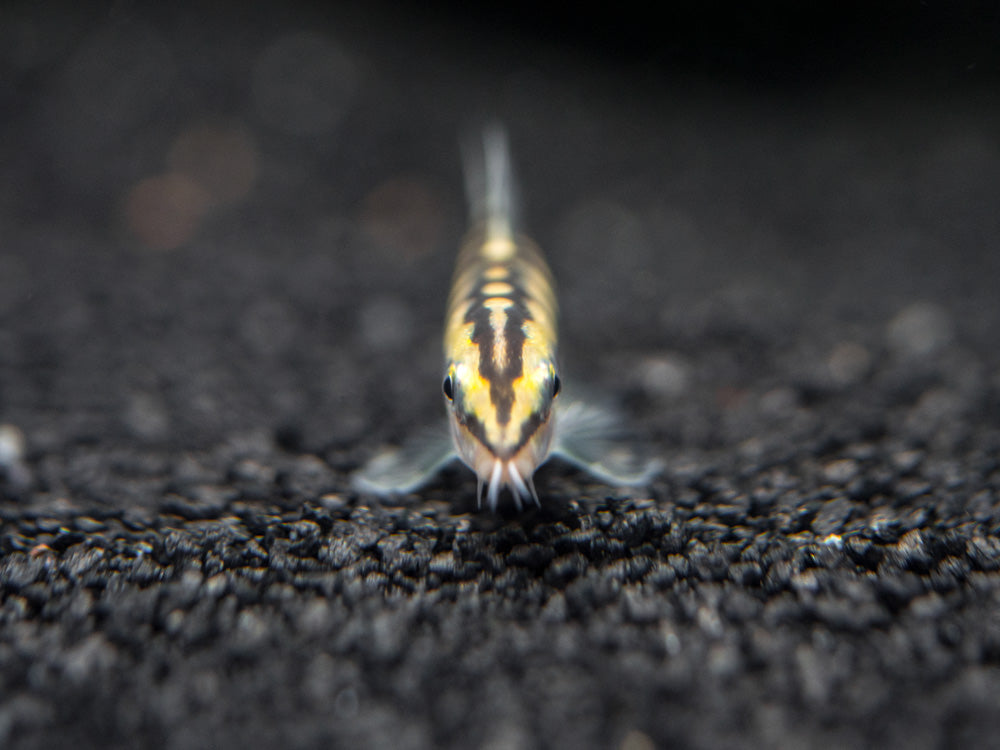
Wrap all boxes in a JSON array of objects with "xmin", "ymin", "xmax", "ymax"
[
  {"xmin": 476, "ymin": 454, "xmax": 540, "ymax": 512},
  {"xmin": 447, "ymin": 409, "xmax": 555, "ymax": 511},
  {"xmin": 449, "ymin": 422, "xmax": 550, "ymax": 511}
]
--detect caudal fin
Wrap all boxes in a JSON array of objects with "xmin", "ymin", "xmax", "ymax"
[{"xmin": 461, "ymin": 122, "xmax": 519, "ymax": 240}]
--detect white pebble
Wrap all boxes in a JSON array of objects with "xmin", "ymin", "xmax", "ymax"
[
  {"xmin": 0, "ymin": 424, "xmax": 25, "ymax": 467},
  {"xmin": 636, "ymin": 353, "xmax": 690, "ymax": 398},
  {"xmin": 827, "ymin": 341, "xmax": 871, "ymax": 386},
  {"xmin": 886, "ymin": 302, "xmax": 954, "ymax": 358}
]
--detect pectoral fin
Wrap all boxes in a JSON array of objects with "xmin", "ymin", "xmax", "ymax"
[
  {"xmin": 352, "ymin": 424, "xmax": 457, "ymax": 496},
  {"xmin": 551, "ymin": 399, "xmax": 662, "ymax": 486}
]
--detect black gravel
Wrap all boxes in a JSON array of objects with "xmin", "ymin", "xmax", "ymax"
[{"xmin": 3, "ymin": 3, "xmax": 1000, "ymax": 749}]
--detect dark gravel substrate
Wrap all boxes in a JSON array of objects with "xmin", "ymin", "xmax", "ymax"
[{"xmin": 3, "ymin": 3, "xmax": 1000, "ymax": 749}]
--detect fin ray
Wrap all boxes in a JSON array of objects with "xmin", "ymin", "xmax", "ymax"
[
  {"xmin": 352, "ymin": 424, "xmax": 457, "ymax": 496},
  {"xmin": 551, "ymin": 399, "xmax": 662, "ymax": 486}
]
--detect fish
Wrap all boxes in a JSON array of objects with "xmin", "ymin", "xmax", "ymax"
[{"xmin": 354, "ymin": 125, "xmax": 660, "ymax": 511}]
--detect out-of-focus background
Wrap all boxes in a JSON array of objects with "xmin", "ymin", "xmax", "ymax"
[
  {"xmin": 3, "ymin": 3, "xmax": 1000, "ymax": 748},
  {"xmin": 3, "ymin": 1, "xmax": 998, "ymax": 459}
]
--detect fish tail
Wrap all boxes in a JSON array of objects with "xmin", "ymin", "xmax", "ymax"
[{"xmin": 462, "ymin": 122, "xmax": 519, "ymax": 241}]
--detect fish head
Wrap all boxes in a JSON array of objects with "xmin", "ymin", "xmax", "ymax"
[{"xmin": 442, "ymin": 340, "xmax": 560, "ymax": 510}]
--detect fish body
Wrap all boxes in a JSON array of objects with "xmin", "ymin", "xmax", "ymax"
[
  {"xmin": 355, "ymin": 126, "xmax": 659, "ymax": 511},
  {"xmin": 443, "ymin": 127, "xmax": 560, "ymax": 507}
]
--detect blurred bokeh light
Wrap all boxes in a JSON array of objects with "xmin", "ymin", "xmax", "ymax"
[
  {"xmin": 168, "ymin": 121, "xmax": 258, "ymax": 208},
  {"xmin": 252, "ymin": 31, "xmax": 358, "ymax": 137},
  {"xmin": 123, "ymin": 120, "xmax": 258, "ymax": 250},
  {"xmin": 359, "ymin": 176, "xmax": 448, "ymax": 259},
  {"xmin": 123, "ymin": 173, "xmax": 211, "ymax": 252}
]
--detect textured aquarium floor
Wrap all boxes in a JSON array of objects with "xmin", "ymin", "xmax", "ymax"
[{"xmin": 2, "ymin": 3, "xmax": 1000, "ymax": 748}]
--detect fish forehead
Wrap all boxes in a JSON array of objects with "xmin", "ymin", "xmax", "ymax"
[{"xmin": 450, "ymin": 341, "xmax": 555, "ymax": 452}]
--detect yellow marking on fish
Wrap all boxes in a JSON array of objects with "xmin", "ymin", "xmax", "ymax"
[
  {"xmin": 481, "ymin": 281, "xmax": 515, "ymax": 296},
  {"xmin": 523, "ymin": 303, "xmax": 555, "ymax": 344},
  {"xmin": 518, "ymin": 261, "xmax": 556, "ymax": 315},
  {"xmin": 482, "ymin": 297, "xmax": 512, "ymax": 311},
  {"xmin": 482, "ymin": 236, "xmax": 516, "ymax": 262},
  {"xmin": 444, "ymin": 316, "xmax": 474, "ymax": 357}
]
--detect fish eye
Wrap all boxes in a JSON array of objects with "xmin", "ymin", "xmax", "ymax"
[
  {"xmin": 552, "ymin": 374, "xmax": 561, "ymax": 398},
  {"xmin": 443, "ymin": 375, "xmax": 454, "ymax": 400}
]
